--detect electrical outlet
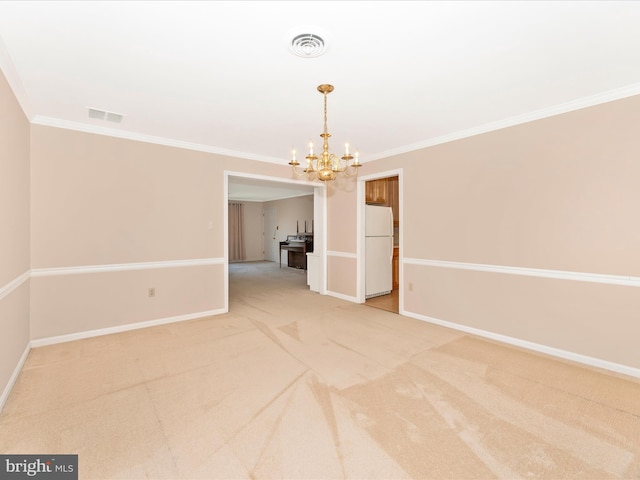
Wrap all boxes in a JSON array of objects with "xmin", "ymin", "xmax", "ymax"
[{"xmin": 148, "ymin": 287, "xmax": 155, "ymax": 297}]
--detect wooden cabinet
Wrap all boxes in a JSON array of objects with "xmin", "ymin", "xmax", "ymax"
[
  {"xmin": 392, "ymin": 247, "xmax": 399, "ymax": 290},
  {"xmin": 387, "ymin": 176, "xmax": 399, "ymax": 226},
  {"xmin": 365, "ymin": 178, "xmax": 389, "ymax": 205},
  {"xmin": 366, "ymin": 177, "xmax": 399, "ymax": 225}
]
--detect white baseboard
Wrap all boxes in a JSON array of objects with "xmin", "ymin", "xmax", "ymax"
[
  {"xmin": 30, "ymin": 308, "xmax": 226, "ymax": 348},
  {"xmin": 0, "ymin": 342, "xmax": 31, "ymax": 413},
  {"xmin": 326, "ymin": 290, "xmax": 360, "ymax": 304},
  {"xmin": 1, "ymin": 309, "xmax": 228, "ymax": 414},
  {"xmin": 401, "ymin": 309, "xmax": 640, "ymax": 380}
]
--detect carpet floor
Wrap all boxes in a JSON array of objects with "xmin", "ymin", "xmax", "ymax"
[{"xmin": 1, "ymin": 261, "xmax": 639, "ymax": 479}]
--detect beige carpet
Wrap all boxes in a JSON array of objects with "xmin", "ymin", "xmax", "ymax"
[{"xmin": 1, "ymin": 261, "xmax": 639, "ymax": 479}]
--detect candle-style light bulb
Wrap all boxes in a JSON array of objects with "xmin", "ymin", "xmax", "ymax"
[
  {"xmin": 291, "ymin": 148, "xmax": 296, "ymax": 161},
  {"xmin": 345, "ymin": 142, "xmax": 350, "ymax": 155},
  {"xmin": 309, "ymin": 141, "xmax": 314, "ymax": 155}
]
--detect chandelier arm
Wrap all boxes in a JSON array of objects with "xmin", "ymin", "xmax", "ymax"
[{"xmin": 291, "ymin": 164, "xmax": 317, "ymax": 180}]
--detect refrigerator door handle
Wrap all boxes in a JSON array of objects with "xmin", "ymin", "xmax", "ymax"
[
  {"xmin": 390, "ymin": 235, "xmax": 394, "ymax": 263},
  {"xmin": 389, "ymin": 208, "xmax": 394, "ymax": 263}
]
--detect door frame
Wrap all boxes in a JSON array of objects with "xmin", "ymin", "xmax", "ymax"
[
  {"xmin": 223, "ymin": 171, "xmax": 327, "ymax": 312},
  {"xmin": 262, "ymin": 205, "xmax": 278, "ymax": 263},
  {"xmin": 357, "ymin": 168, "xmax": 403, "ymax": 309}
]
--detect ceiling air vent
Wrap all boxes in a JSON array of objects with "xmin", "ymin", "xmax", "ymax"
[
  {"xmin": 88, "ymin": 108, "xmax": 106, "ymax": 120},
  {"xmin": 87, "ymin": 107, "xmax": 125, "ymax": 123},
  {"xmin": 105, "ymin": 112, "xmax": 124, "ymax": 123},
  {"xmin": 290, "ymin": 33, "xmax": 327, "ymax": 58}
]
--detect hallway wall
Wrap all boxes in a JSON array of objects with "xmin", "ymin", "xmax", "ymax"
[{"xmin": 0, "ymin": 67, "xmax": 30, "ymax": 406}]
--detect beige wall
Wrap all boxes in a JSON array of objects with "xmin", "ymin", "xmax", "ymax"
[
  {"xmin": 0, "ymin": 67, "xmax": 30, "ymax": 402},
  {"xmin": 327, "ymin": 256, "xmax": 357, "ymax": 299},
  {"xmin": 29, "ymin": 125, "xmax": 295, "ymax": 341},
  {"xmin": 264, "ymin": 195, "xmax": 314, "ymax": 266},
  {"xmin": 30, "ymin": 126, "xmax": 223, "ymax": 268},
  {"xmin": 31, "ymin": 264, "xmax": 225, "ymax": 339},
  {"xmin": 238, "ymin": 201, "xmax": 265, "ymax": 262},
  {"xmin": 264, "ymin": 195, "xmax": 314, "ymax": 241},
  {"xmin": 361, "ymin": 94, "xmax": 640, "ymax": 370},
  {"xmin": 326, "ymin": 177, "xmax": 358, "ymax": 255}
]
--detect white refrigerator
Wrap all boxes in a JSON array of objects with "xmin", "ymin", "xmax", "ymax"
[{"xmin": 365, "ymin": 205, "xmax": 394, "ymax": 298}]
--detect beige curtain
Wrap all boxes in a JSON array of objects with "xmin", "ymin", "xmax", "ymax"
[{"xmin": 228, "ymin": 202, "xmax": 246, "ymax": 262}]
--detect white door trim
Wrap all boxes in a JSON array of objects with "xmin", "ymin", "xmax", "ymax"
[{"xmin": 357, "ymin": 169, "xmax": 403, "ymax": 306}]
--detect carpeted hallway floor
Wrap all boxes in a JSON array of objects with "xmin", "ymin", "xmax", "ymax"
[{"xmin": 1, "ymin": 261, "xmax": 639, "ymax": 479}]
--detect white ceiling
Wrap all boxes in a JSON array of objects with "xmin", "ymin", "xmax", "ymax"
[
  {"xmin": 2, "ymin": 1, "xmax": 640, "ymax": 200},
  {"xmin": 228, "ymin": 176, "xmax": 314, "ymax": 202}
]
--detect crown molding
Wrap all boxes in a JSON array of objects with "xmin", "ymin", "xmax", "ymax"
[
  {"xmin": 368, "ymin": 83, "xmax": 640, "ymax": 161},
  {"xmin": 31, "ymin": 115, "xmax": 286, "ymax": 165},
  {"xmin": 11, "ymin": 63, "xmax": 640, "ymax": 166},
  {"xmin": 0, "ymin": 35, "xmax": 34, "ymax": 120}
]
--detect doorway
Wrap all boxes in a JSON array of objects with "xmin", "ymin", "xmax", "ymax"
[
  {"xmin": 224, "ymin": 171, "xmax": 327, "ymax": 312},
  {"xmin": 263, "ymin": 206, "xmax": 278, "ymax": 262},
  {"xmin": 358, "ymin": 170, "xmax": 402, "ymax": 314}
]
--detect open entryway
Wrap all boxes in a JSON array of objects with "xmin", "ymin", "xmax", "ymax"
[
  {"xmin": 224, "ymin": 172, "xmax": 327, "ymax": 313},
  {"xmin": 358, "ymin": 169, "xmax": 402, "ymax": 314}
]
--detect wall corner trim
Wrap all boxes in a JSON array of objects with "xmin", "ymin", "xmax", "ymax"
[
  {"xmin": 0, "ymin": 342, "xmax": 30, "ymax": 413},
  {"xmin": 401, "ymin": 309, "xmax": 640, "ymax": 380},
  {"xmin": 325, "ymin": 290, "xmax": 360, "ymax": 303}
]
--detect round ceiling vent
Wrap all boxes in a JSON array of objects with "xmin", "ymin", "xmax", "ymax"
[{"xmin": 290, "ymin": 33, "xmax": 327, "ymax": 58}]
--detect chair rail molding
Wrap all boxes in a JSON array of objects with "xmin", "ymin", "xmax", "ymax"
[
  {"xmin": 0, "ymin": 271, "xmax": 31, "ymax": 301},
  {"xmin": 31, "ymin": 258, "xmax": 225, "ymax": 277},
  {"xmin": 403, "ymin": 258, "xmax": 640, "ymax": 287}
]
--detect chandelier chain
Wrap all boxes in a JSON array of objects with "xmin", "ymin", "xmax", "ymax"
[{"xmin": 323, "ymin": 94, "xmax": 328, "ymax": 135}]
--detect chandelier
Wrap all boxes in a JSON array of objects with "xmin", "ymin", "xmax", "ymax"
[{"xmin": 289, "ymin": 84, "xmax": 361, "ymax": 182}]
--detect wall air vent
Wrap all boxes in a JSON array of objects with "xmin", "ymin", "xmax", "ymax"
[{"xmin": 87, "ymin": 107, "xmax": 125, "ymax": 123}]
